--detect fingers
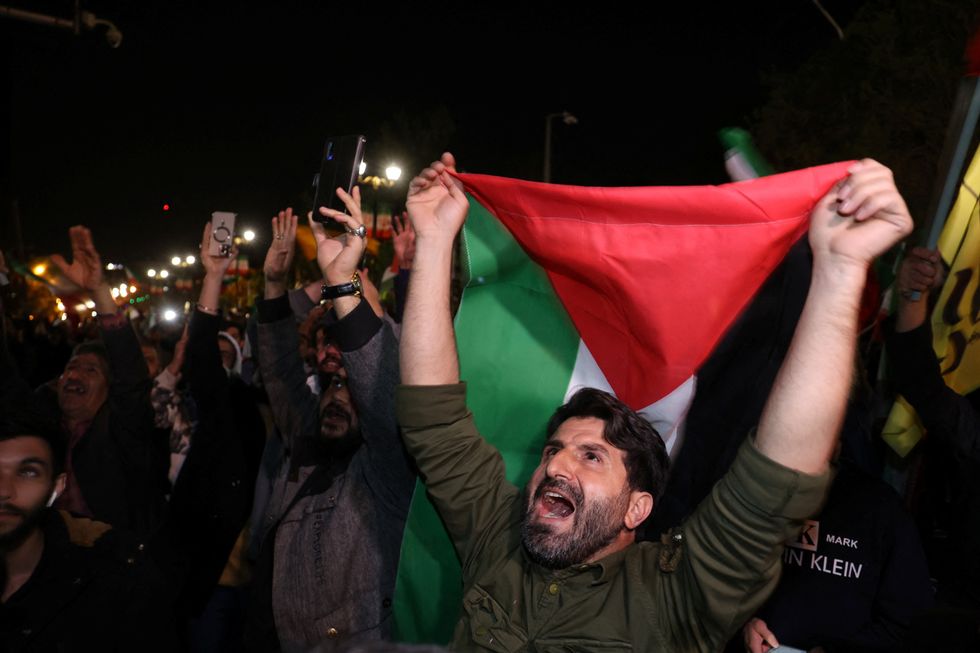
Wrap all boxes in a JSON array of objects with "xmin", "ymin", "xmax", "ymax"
[
  {"xmin": 272, "ymin": 208, "xmax": 298, "ymax": 243},
  {"xmin": 201, "ymin": 221, "xmax": 213, "ymax": 252},
  {"xmin": 440, "ymin": 151, "xmax": 457, "ymax": 172},
  {"xmin": 319, "ymin": 209, "xmax": 362, "ymax": 233},
  {"xmin": 49, "ymin": 253, "xmax": 70, "ymax": 273},
  {"xmin": 909, "ymin": 246, "xmax": 940, "ymax": 263},
  {"xmin": 308, "ymin": 212, "xmax": 328, "ymax": 242},
  {"xmin": 331, "ymin": 186, "xmax": 362, "ymax": 219},
  {"xmin": 409, "ymin": 155, "xmax": 456, "ymax": 196}
]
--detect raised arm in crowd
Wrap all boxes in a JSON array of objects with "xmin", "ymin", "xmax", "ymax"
[
  {"xmin": 397, "ymin": 155, "xmax": 912, "ymax": 651},
  {"xmin": 246, "ymin": 195, "xmax": 415, "ymax": 652}
]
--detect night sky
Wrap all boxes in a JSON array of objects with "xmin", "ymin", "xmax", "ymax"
[{"xmin": 4, "ymin": 1, "xmax": 862, "ymax": 268}]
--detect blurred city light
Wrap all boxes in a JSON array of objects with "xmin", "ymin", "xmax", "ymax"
[
  {"xmin": 171, "ymin": 256, "xmax": 181, "ymax": 266},
  {"xmin": 163, "ymin": 309, "xmax": 178, "ymax": 321},
  {"xmin": 185, "ymin": 255, "xmax": 196, "ymax": 265},
  {"xmin": 147, "ymin": 268, "xmax": 157, "ymax": 278},
  {"xmin": 385, "ymin": 164, "xmax": 402, "ymax": 181},
  {"xmin": 243, "ymin": 229, "xmax": 256, "ymax": 242}
]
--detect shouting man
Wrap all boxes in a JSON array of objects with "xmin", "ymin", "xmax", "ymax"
[{"xmin": 397, "ymin": 154, "xmax": 913, "ymax": 651}]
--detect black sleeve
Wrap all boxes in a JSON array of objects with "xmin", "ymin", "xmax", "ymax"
[{"xmin": 886, "ymin": 320, "xmax": 980, "ymax": 462}]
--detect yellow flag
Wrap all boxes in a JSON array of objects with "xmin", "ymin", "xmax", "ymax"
[{"xmin": 883, "ymin": 145, "xmax": 980, "ymax": 456}]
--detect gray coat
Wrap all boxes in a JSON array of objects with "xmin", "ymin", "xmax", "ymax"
[{"xmin": 256, "ymin": 297, "xmax": 415, "ymax": 652}]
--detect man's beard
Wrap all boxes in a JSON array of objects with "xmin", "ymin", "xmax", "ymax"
[
  {"xmin": 521, "ymin": 479, "xmax": 630, "ymax": 570},
  {"xmin": 313, "ymin": 404, "xmax": 363, "ymax": 461},
  {"xmin": 0, "ymin": 499, "xmax": 48, "ymax": 551}
]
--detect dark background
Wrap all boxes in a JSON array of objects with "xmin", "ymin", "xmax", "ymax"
[{"xmin": 1, "ymin": 1, "xmax": 974, "ymax": 266}]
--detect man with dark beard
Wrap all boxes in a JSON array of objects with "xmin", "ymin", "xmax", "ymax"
[
  {"xmin": 398, "ymin": 154, "xmax": 913, "ymax": 651},
  {"xmin": 247, "ymin": 202, "xmax": 415, "ymax": 653},
  {"xmin": 0, "ymin": 399, "xmax": 175, "ymax": 651}
]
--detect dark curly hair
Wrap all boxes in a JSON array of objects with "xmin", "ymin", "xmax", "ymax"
[
  {"xmin": 546, "ymin": 388, "xmax": 669, "ymax": 501},
  {"xmin": 0, "ymin": 395, "xmax": 66, "ymax": 475}
]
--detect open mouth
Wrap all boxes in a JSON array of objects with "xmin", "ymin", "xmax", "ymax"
[
  {"xmin": 536, "ymin": 484, "xmax": 577, "ymax": 519},
  {"xmin": 61, "ymin": 382, "xmax": 86, "ymax": 395}
]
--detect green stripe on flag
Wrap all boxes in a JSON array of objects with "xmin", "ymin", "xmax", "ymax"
[{"xmin": 392, "ymin": 196, "xmax": 581, "ymax": 643}]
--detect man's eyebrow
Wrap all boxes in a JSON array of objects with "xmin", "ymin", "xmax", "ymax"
[
  {"xmin": 542, "ymin": 438, "xmax": 564, "ymax": 450},
  {"xmin": 580, "ymin": 442, "xmax": 611, "ymax": 456},
  {"xmin": 20, "ymin": 457, "xmax": 50, "ymax": 469}
]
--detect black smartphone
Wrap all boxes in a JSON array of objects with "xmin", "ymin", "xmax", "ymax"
[{"xmin": 312, "ymin": 134, "xmax": 366, "ymax": 234}]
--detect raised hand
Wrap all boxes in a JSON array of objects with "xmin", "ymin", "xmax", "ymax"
[
  {"xmin": 405, "ymin": 152, "xmax": 468, "ymax": 244},
  {"xmin": 359, "ymin": 267, "xmax": 384, "ymax": 318},
  {"xmin": 392, "ymin": 211, "xmax": 416, "ymax": 270},
  {"xmin": 51, "ymin": 226, "xmax": 104, "ymax": 291},
  {"xmin": 263, "ymin": 208, "xmax": 299, "ymax": 288},
  {"xmin": 897, "ymin": 246, "xmax": 943, "ymax": 297},
  {"xmin": 809, "ymin": 160, "xmax": 913, "ymax": 273},
  {"xmin": 166, "ymin": 323, "xmax": 190, "ymax": 377},
  {"xmin": 311, "ymin": 187, "xmax": 365, "ymax": 286}
]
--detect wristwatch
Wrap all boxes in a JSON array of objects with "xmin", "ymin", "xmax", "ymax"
[{"xmin": 321, "ymin": 272, "xmax": 362, "ymax": 301}]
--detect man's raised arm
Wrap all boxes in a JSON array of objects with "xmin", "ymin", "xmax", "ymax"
[
  {"xmin": 756, "ymin": 160, "xmax": 913, "ymax": 473},
  {"xmin": 401, "ymin": 153, "xmax": 469, "ymax": 385}
]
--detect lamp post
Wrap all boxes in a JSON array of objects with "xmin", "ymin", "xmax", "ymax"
[
  {"xmin": 543, "ymin": 110, "xmax": 578, "ymax": 183},
  {"xmin": 358, "ymin": 162, "xmax": 403, "ymax": 238}
]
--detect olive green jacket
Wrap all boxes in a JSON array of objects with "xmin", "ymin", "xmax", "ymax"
[{"xmin": 397, "ymin": 384, "xmax": 829, "ymax": 653}]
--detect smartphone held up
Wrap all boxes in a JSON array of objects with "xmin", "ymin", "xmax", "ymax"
[
  {"xmin": 209, "ymin": 212, "xmax": 237, "ymax": 257},
  {"xmin": 312, "ymin": 134, "xmax": 366, "ymax": 236}
]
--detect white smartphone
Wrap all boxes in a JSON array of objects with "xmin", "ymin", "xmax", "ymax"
[{"xmin": 210, "ymin": 212, "xmax": 237, "ymax": 257}]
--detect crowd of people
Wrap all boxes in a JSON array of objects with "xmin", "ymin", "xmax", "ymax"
[{"xmin": 0, "ymin": 153, "xmax": 976, "ymax": 652}]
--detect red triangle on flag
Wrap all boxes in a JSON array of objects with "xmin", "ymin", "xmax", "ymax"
[{"xmin": 457, "ymin": 162, "xmax": 852, "ymax": 409}]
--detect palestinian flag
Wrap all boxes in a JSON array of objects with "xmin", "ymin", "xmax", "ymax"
[{"xmin": 393, "ymin": 162, "xmax": 852, "ymax": 643}]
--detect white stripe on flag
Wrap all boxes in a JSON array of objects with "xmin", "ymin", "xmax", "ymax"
[{"xmin": 563, "ymin": 339, "xmax": 696, "ymax": 457}]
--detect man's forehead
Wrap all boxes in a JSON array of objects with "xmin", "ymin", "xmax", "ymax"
[
  {"xmin": 0, "ymin": 436, "xmax": 53, "ymax": 466},
  {"xmin": 67, "ymin": 353, "xmax": 105, "ymax": 371},
  {"xmin": 551, "ymin": 416, "xmax": 607, "ymax": 441}
]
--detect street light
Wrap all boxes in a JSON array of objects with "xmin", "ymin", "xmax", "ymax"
[
  {"xmin": 243, "ymin": 229, "xmax": 256, "ymax": 242},
  {"xmin": 171, "ymin": 256, "xmax": 181, "ymax": 266},
  {"xmin": 543, "ymin": 110, "xmax": 578, "ymax": 183},
  {"xmin": 163, "ymin": 309, "xmax": 178, "ymax": 321},
  {"xmin": 159, "ymin": 269, "xmax": 170, "ymax": 279},
  {"xmin": 147, "ymin": 269, "xmax": 157, "ymax": 278},
  {"xmin": 185, "ymin": 255, "xmax": 196, "ymax": 265},
  {"xmin": 385, "ymin": 165, "xmax": 402, "ymax": 182}
]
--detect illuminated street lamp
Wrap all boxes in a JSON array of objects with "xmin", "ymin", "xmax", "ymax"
[
  {"xmin": 159, "ymin": 269, "xmax": 170, "ymax": 279},
  {"xmin": 243, "ymin": 229, "xmax": 256, "ymax": 242},
  {"xmin": 185, "ymin": 255, "xmax": 196, "ymax": 265},
  {"xmin": 147, "ymin": 268, "xmax": 157, "ymax": 278},
  {"xmin": 385, "ymin": 165, "xmax": 402, "ymax": 182},
  {"xmin": 171, "ymin": 256, "xmax": 182, "ymax": 266},
  {"xmin": 163, "ymin": 309, "xmax": 178, "ymax": 321}
]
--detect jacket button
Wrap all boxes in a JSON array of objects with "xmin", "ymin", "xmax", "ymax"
[
  {"xmin": 548, "ymin": 583, "xmax": 559, "ymax": 596},
  {"xmin": 326, "ymin": 627, "xmax": 339, "ymax": 638}
]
